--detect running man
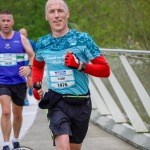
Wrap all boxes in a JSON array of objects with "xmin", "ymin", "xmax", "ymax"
[
  {"xmin": 0, "ymin": 10, "xmax": 34, "ymax": 150},
  {"xmin": 32, "ymin": 0, "xmax": 110, "ymax": 150}
]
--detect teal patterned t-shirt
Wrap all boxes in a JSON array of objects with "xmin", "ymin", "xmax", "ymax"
[{"xmin": 35, "ymin": 29, "xmax": 102, "ymax": 95}]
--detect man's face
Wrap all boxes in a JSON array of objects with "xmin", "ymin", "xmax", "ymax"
[
  {"xmin": 0, "ymin": 14, "xmax": 14, "ymax": 34},
  {"xmin": 45, "ymin": 0, "xmax": 70, "ymax": 32}
]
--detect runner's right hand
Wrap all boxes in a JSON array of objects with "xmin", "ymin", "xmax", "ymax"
[{"xmin": 33, "ymin": 82, "xmax": 43, "ymax": 100}]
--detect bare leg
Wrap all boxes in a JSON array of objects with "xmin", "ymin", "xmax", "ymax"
[
  {"xmin": 0, "ymin": 95, "xmax": 12, "ymax": 141},
  {"xmin": 12, "ymin": 102, "xmax": 23, "ymax": 138},
  {"xmin": 55, "ymin": 134, "xmax": 70, "ymax": 150},
  {"xmin": 70, "ymin": 143, "xmax": 82, "ymax": 150},
  {"xmin": 27, "ymin": 75, "xmax": 33, "ymax": 97}
]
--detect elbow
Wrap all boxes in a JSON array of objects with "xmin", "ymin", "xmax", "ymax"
[
  {"xmin": 101, "ymin": 66, "xmax": 110, "ymax": 78},
  {"xmin": 105, "ymin": 66, "xmax": 110, "ymax": 77}
]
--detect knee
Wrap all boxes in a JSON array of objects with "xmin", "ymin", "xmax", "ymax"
[{"xmin": 2, "ymin": 108, "xmax": 11, "ymax": 118}]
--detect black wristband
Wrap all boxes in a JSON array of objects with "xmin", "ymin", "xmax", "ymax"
[
  {"xmin": 33, "ymin": 82, "xmax": 42, "ymax": 90},
  {"xmin": 28, "ymin": 65, "xmax": 32, "ymax": 70}
]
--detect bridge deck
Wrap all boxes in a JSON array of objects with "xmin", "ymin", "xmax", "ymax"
[{"xmin": 20, "ymin": 108, "xmax": 140, "ymax": 150}]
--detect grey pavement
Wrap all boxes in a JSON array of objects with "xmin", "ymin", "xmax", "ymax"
[{"xmin": 20, "ymin": 107, "xmax": 141, "ymax": 150}]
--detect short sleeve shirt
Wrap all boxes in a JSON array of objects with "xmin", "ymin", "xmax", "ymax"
[{"xmin": 35, "ymin": 29, "xmax": 102, "ymax": 95}]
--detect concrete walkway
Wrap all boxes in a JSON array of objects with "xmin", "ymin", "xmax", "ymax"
[{"xmin": 20, "ymin": 108, "xmax": 141, "ymax": 150}]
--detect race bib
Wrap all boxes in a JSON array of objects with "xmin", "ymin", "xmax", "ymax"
[
  {"xmin": 49, "ymin": 70, "xmax": 75, "ymax": 88},
  {"xmin": 0, "ymin": 53, "xmax": 28, "ymax": 66}
]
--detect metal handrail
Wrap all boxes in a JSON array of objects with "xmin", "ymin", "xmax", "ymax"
[{"xmin": 100, "ymin": 48, "xmax": 150, "ymax": 55}]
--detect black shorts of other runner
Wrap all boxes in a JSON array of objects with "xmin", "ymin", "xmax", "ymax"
[{"xmin": 0, "ymin": 83, "xmax": 27, "ymax": 106}]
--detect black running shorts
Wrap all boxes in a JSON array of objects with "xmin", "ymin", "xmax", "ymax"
[
  {"xmin": 47, "ymin": 96, "xmax": 92, "ymax": 144},
  {"xmin": 0, "ymin": 83, "xmax": 27, "ymax": 106}
]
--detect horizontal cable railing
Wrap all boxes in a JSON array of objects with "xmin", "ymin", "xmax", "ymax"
[{"xmin": 100, "ymin": 48, "xmax": 150, "ymax": 55}]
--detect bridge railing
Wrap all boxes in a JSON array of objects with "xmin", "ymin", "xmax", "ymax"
[{"xmin": 90, "ymin": 48, "xmax": 150, "ymax": 133}]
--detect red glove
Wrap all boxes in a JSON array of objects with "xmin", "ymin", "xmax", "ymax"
[
  {"xmin": 65, "ymin": 51, "xmax": 80, "ymax": 69},
  {"xmin": 33, "ymin": 82, "xmax": 42, "ymax": 101}
]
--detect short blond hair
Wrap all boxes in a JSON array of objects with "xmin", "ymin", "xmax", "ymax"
[{"xmin": 45, "ymin": 0, "xmax": 69, "ymax": 14}]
